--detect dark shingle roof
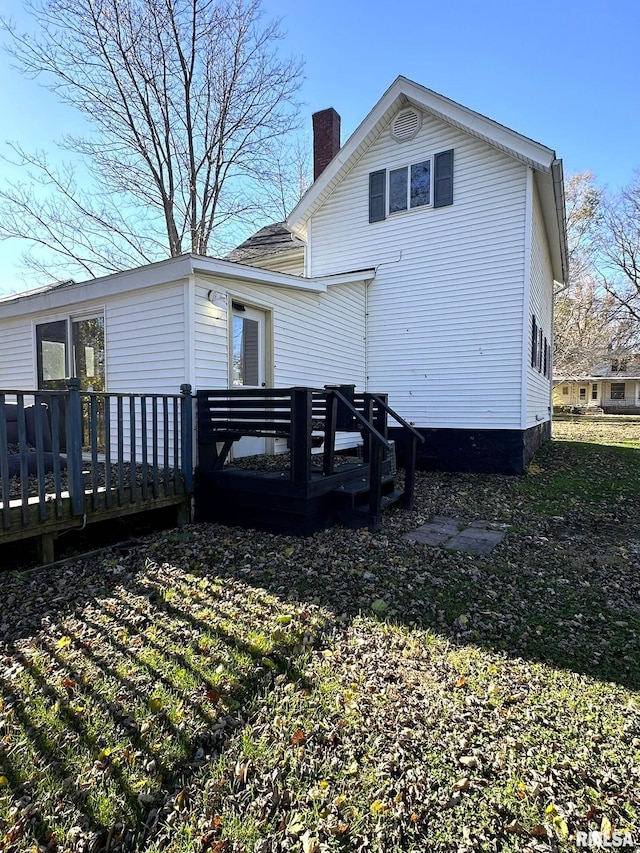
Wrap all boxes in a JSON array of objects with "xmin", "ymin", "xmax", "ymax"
[{"xmin": 226, "ymin": 222, "xmax": 304, "ymax": 263}]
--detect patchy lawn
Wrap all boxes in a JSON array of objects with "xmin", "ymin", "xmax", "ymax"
[{"xmin": 0, "ymin": 418, "xmax": 639, "ymax": 852}]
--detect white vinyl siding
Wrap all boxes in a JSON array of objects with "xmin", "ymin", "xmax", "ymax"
[
  {"xmin": 193, "ymin": 284, "xmax": 229, "ymax": 390},
  {"xmin": 105, "ymin": 284, "xmax": 187, "ymax": 394},
  {"xmin": 0, "ymin": 282, "xmax": 188, "ymax": 395},
  {"xmin": 193, "ymin": 277, "xmax": 366, "ymax": 391},
  {"xmin": 526, "ymin": 177, "xmax": 554, "ymax": 426},
  {"xmin": 244, "ymin": 252, "xmax": 305, "ymax": 276},
  {"xmin": 308, "ymin": 109, "xmax": 528, "ymax": 428},
  {"xmin": 0, "ymin": 283, "xmax": 187, "ymax": 460},
  {"xmin": 0, "ymin": 318, "xmax": 36, "ymax": 389}
]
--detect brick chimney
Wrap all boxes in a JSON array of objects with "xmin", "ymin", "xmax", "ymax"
[{"xmin": 312, "ymin": 108, "xmax": 341, "ymax": 181}]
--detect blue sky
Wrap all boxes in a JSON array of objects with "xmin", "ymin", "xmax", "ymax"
[{"xmin": 0, "ymin": 0, "xmax": 638, "ymax": 293}]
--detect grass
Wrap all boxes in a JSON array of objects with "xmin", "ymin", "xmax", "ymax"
[{"xmin": 0, "ymin": 417, "xmax": 639, "ymax": 851}]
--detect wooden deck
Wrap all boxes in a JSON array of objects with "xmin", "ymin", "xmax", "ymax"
[
  {"xmin": 195, "ymin": 458, "xmax": 399, "ymax": 535},
  {"xmin": 1, "ymin": 485, "xmax": 188, "ymax": 563},
  {"xmin": 1, "ymin": 383, "xmax": 193, "ymax": 565}
]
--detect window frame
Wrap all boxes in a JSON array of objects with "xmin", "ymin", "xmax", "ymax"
[
  {"xmin": 610, "ymin": 382, "xmax": 626, "ymax": 401},
  {"xmin": 34, "ymin": 310, "xmax": 106, "ymax": 391},
  {"xmin": 388, "ymin": 158, "xmax": 433, "ymax": 216}
]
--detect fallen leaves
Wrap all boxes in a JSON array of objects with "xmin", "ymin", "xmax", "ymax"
[
  {"xmin": 0, "ymin": 418, "xmax": 638, "ymax": 852},
  {"xmin": 291, "ymin": 727, "xmax": 306, "ymax": 746}
]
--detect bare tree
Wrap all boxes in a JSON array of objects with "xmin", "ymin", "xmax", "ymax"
[
  {"xmin": 265, "ymin": 134, "xmax": 312, "ymax": 223},
  {"xmin": 599, "ymin": 171, "xmax": 640, "ymax": 323},
  {"xmin": 554, "ymin": 275, "xmax": 639, "ymax": 375},
  {"xmin": 0, "ymin": 0, "xmax": 303, "ymax": 280},
  {"xmin": 553, "ymin": 171, "xmax": 640, "ymax": 374},
  {"xmin": 559, "ymin": 170, "xmax": 601, "ymax": 297}
]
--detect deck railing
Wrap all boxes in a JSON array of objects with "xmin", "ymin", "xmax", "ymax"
[
  {"xmin": 197, "ymin": 385, "xmax": 424, "ymax": 531},
  {"xmin": 0, "ymin": 382, "xmax": 193, "ymax": 562}
]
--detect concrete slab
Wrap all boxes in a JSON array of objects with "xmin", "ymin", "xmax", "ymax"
[
  {"xmin": 402, "ymin": 516, "xmax": 506, "ymax": 555},
  {"xmin": 443, "ymin": 529, "xmax": 505, "ymax": 555},
  {"xmin": 402, "ymin": 527, "xmax": 454, "ymax": 546}
]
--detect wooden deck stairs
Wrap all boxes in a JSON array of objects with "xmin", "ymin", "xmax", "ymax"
[{"xmin": 194, "ymin": 386, "xmax": 424, "ymax": 535}]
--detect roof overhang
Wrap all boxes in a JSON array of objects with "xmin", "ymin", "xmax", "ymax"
[
  {"xmin": 0, "ymin": 254, "xmax": 375, "ymax": 318},
  {"xmin": 287, "ymin": 75, "xmax": 568, "ymax": 283},
  {"xmin": 554, "ymin": 376, "xmax": 640, "ymax": 382}
]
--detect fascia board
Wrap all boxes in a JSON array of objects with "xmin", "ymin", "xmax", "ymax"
[
  {"xmin": 534, "ymin": 170, "xmax": 567, "ymax": 284},
  {"xmin": 0, "ymin": 255, "xmax": 194, "ymax": 318},
  {"xmin": 0, "ymin": 253, "xmax": 375, "ymax": 321},
  {"xmin": 192, "ymin": 256, "xmax": 327, "ymax": 292},
  {"xmin": 196, "ymin": 257, "xmax": 376, "ymax": 292},
  {"xmin": 314, "ymin": 268, "xmax": 376, "ymax": 288}
]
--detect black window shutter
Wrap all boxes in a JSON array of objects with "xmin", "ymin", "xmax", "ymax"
[
  {"xmin": 369, "ymin": 169, "xmax": 386, "ymax": 222},
  {"xmin": 538, "ymin": 328, "xmax": 543, "ymax": 371},
  {"xmin": 433, "ymin": 149, "xmax": 454, "ymax": 208},
  {"xmin": 531, "ymin": 315, "xmax": 537, "ymax": 368}
]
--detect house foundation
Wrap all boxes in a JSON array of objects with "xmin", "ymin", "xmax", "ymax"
[{"xmin": 390, "ymin": 422, "xmax": 551, "ymax": 475}]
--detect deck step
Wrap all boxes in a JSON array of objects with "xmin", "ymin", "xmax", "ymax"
[
  {"xmin": 329, "ymin": 473, "xmax": 395, "ymax": 509},
  {"xmin": 332, "ymin": 489, "xmax": 405, "ymax": 529}
]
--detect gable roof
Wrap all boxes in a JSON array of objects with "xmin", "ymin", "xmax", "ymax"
[
  {"xmin": 555, "ymin": 354, "xmax": 640, "ymax": 381},
  {"xmin": 287, "ymin": 75, "xmax": 568, "ymax": 283}
]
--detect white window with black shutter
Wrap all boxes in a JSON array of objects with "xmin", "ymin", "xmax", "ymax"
[{"xmin": 368, "ymin": 149, "xmax": 453, "ymax": 222}]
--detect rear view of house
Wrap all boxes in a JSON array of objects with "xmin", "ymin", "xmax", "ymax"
[{"xmin": 0, "ymin": 75, "xmax": 567, "ymax": 475}]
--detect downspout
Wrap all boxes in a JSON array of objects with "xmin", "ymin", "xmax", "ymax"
[
  {"xmin": 185, "ymin": 273, "xmax": 197, "ymax": 474},
  {"xmin": 185, "ymin": 274, "xmax": 197, "ymax": 389},
  {"xmin": 305, "ymin": 220, "xmax": 313, "ymax": 278},
  {"xmin": 365, "ymin": 276, "xmax": 369, "ymax": 392},
  {"xmin": 551, "ymin": 158, "xmax": 568, "ymax": 436}
]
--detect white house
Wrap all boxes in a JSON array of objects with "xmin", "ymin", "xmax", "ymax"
[
  {"xmin": 0, "ymin": 76, "xmax": 567, "ymax": 474},
  {"xmin": 553, "ymin": 356, "xmax": 640, "ymax": 413}
]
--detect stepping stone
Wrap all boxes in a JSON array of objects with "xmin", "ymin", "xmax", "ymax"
[
  {"xmin": 443, "ymin": 527, "xmax": 505, "ymax": 555},
  {"xmin": 402, "ymin": 516, "xmax": 506, "ymax": 555}
]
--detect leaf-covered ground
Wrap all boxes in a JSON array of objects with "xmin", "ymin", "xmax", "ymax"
[{"xmin": 0, "ymin": 417, "xmax": 639, "ymax": 852}]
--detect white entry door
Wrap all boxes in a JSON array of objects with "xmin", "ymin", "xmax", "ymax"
[{"xmin": 231, "ymin": 303, "xmax": 267, "ymax": 458}]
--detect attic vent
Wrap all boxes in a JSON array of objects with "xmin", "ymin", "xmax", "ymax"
[{"xmin": 392, "ymin": 109, "xmax": 421, "ymax": 142}]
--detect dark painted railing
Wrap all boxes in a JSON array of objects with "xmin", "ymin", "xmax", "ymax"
[
  {"xmin": 197, "ymin": 385, "xmax": 424, "ymax": 532},
  {"xmin": 364, "ymin": 392, "xmax": 425, "ymax": 511},
  {"xmin": 0, "ymin": 382, "xmax": 193, "ymax": 556}
]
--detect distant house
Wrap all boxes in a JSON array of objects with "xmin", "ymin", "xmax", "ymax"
[
  {"xmin": 0, "ymin": 76, "xmax": 567, "ymax": 474},
  {"xmin": 553, "ymin": 357, "xmax": 640, "ymax": 413}
]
